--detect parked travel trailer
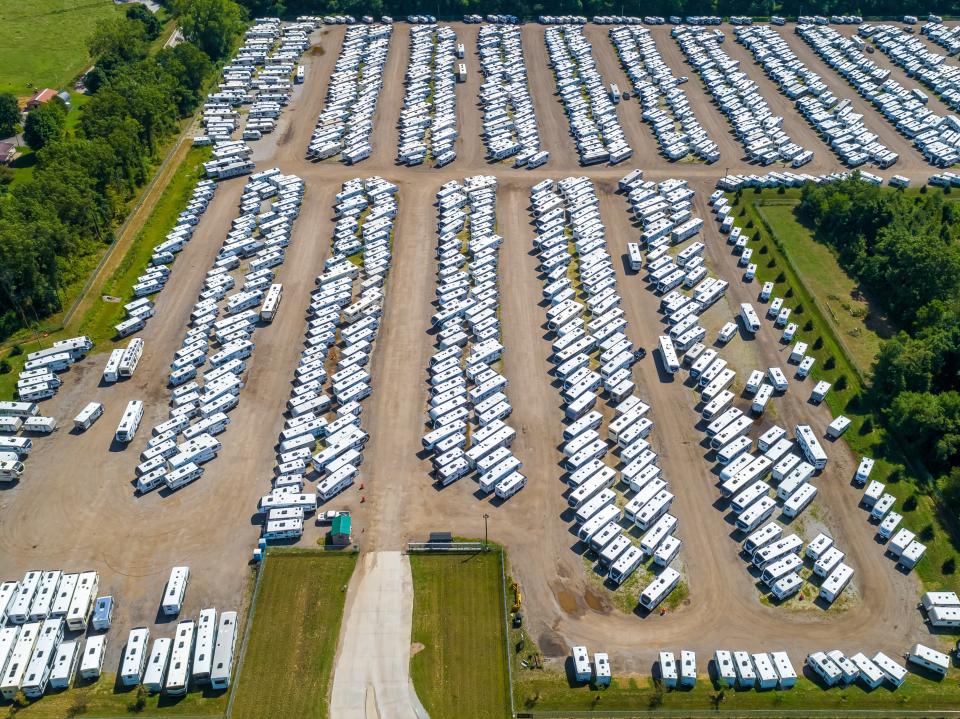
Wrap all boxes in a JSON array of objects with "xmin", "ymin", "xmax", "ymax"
[
  {"xmin": 210, "ymin": 611, "xmax": 238, "ymax": 689},
  {"xmin": 115, "ymin": 400, "xmax": 145, "ymax": 443},
  {"xmin": 120, "ymin": 628, "xmax": 151, "ymax": 687},
  {"xmin": 162, "ymin": 566, "xmax": 190, "ymax": 616},
  {"xmin": 73, "ymin": 402, "xmax": 104, "ymax": 431},
  {"xmin": 78, "ymin": 635, "xmax": 107, "ymax": 680},
  {"xmin": 143, "ymin": 638, "xmax": 172, "ymax": 693},
  {"xmin": 165, "ymin": 620, "xmax": 196, "ymax": 695}
]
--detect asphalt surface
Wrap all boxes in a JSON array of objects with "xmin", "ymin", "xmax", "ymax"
[{"xmin": 0, "ymin": 21, "xmax": 946, "ymax": 673}]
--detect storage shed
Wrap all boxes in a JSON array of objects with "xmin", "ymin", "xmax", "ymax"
[{"xmin": 330, "ymin": 514, "xmax": 352, "ymax": 545}]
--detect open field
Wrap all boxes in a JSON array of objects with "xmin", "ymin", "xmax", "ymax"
[
  {"xmin": 0, "ymin": 0, "xmax": 122, "ymax": 95},
  {"xmin": 3, "ymin": 16, "xmax": 960, "ymax": 717},
  {"xmin": 231, "ymin": 551, "xmax": 356, "ymax": 719},
  {"xmin": 753, "ymin": 199, "xmax": 887, "ymax": 375},
  {"xmin": 409, "ymin": 550, "xmax": 510, "ymax": 719}
]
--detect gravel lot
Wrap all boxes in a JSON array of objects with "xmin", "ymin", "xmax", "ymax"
[{"xmin": 0, "ymin": 20, "xmax": 941, "ymax": 671}]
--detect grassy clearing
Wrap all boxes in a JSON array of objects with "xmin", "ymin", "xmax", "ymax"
[
  {"xmin": 0, "ymin": 0, "xmax": 123, "ymax": 95},
  {"xmin": 755, "ymin": 200, "xmax": 886, "ymax": 375},
  {"xmin": 2, "ymin": 673, "xmax": 224, "ymax": 718},
  {"xmin": 409, "ymin": 550, "xmax": 510, "ymax": 719},
  {"xmin": 732, "ymin": 189, "xmax": 960, "ymax": 594},
  {"xmin": 231, "ymin": 550, "xmax": 357, "ymax": 719}
]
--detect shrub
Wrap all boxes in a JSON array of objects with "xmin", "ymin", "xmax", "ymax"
[
  {"xmin": 824, "ymin": 357, "xmax": 836, "ymax": 370},
  {"xmin": 804, "ymin": 320, "xmax": 814, "ymax": 331},
  {"xmin": 9, "ymin": 344, "xmax": 21, "ymax": 356},
  {"xmin": 943, "ymin": 558, "xmax": 956, "ymax": 575},
  {"xmin": 860, "ymin": 416, "xmax": 873, "ymax": 434},
  {"xmin": 835, "ymin": 375, "xmax": 847, "ymax": 390},
  {"xmin": 746, "ymin": 219, "xmax": 754, "ymax": 228},
  {"xmin": 812, "ymin": 337, "xmax": 823, "ymax": 350},
  {"xmin": 66, "ymin": 697, "xmax": 88, "ymax": 717},
  {"xmin": 759, "ymin": 244, "xmax": 768, "ymax": 254},
  {"xmin": 920, "ymin": 184, "xmax": 928, "ymax": 194},
  {"xmin": 127, "ymin": 686, "xmax": 147, "ymax": 713},
  {"xmin": 0, "ymin": 360, "xmax": 10, "ymax": 375},
  {"xmin": 903, "ymin": 495, "xmax": 918, "ymax": 512},
  {"xmin": 776, "ymin": 272, "xmax": 786, "ymax": 283},
  {"xmin": 920, "ymin": 524, "xmax": 935, "ymax": 542}
]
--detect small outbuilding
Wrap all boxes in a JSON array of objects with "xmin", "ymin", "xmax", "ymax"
[
  {"xmin": 330, "ymin": 513, "xmax": 352, "ymax": 545},
  {"xmin": 0, "ymin": 142, "xmax": 16, "ymax": 165},
  {"xmin": 26, "ymin": 88, "xmax": 59, "ymax": 109}
]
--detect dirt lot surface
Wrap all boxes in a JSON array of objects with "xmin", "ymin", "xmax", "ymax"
[{"xmin": 0, "ymin": 21, "xmax": 941, "ymax": 671}]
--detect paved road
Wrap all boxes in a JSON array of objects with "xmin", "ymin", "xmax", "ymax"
[{"xmin": 330, "ymin": 551, "xmax": 428, "ymax": 719}]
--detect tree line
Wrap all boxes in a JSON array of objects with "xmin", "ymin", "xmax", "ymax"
[
  {"xmin": 0, "ymin": 0, "xmax": 243, "ymax": 341},
  {"xmin": 797, "ymin": 180, "xmax": 960, "ymax": 511},
  {"xmin": 238, "ymin": 0, "xmax": 953, "ymax": 22}
]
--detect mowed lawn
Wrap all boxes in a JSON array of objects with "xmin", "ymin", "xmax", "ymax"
[
  {"xmin": 0, "ymin": 0, "xmax": 123, "ymax": 95},
  {"xmin": 409, "ymin": 551, "xmax": 510, "ymax": 719},
  {"xmin": 231, "ymin": 551, "xmax": 357, "ymax": 719},
  {"xmin": 756, "ymin": 200, "xmax": 886, "ymax": 376}
]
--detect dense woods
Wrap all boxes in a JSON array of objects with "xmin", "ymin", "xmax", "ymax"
[
  {"xmin": 798, "ymin": 180, "xmax": 960, "ymax": 505},
  {"xmin": 0, "ymin": 0, "xmax": 241, "ymax": 341},
  {"xmin": 238, "ymin": 0, "xmax": 958, "ymax": 22}
]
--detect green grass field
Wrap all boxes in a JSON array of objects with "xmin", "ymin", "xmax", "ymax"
[
  {"xmin": 409, "ymin": 550, "xmax": 511, "ymax": 719},
  {"xmin": 0, "ymin": 0, "xmax": 123, "ymax": 96},
  {"xmin": 733, "ymin": 189, "xmax": 960, "ymax": 595},
  {"xmin": 0, "ymin": 672, "xmax": 225, "ymax": 718},
  {"xmin": 754, "ymin": 200, "xmax": 887, "ymax": 375},
  {"xmin": 231, "ymin": 550, "xmax": 357, "ymax": 719}
]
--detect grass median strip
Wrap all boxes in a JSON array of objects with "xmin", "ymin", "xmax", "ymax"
[
  {"xmin": 410, "ymin": 549, "xmax": 511, "ymax": 719},
  {"xmin": 515, "ymin": 666, "xmax": 960, "ymax": 713},
  {"xmin": 231, "ymin": 550, "xmax": 357, "ymax": 719}
]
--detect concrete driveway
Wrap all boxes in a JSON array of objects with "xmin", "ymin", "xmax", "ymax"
[{"xmin": 329, "ymin": 551, "xmax": 429, "ymax": 719}]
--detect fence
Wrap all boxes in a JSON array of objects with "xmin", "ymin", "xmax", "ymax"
[{"xmin": 406, "ymin": 541, "xmax": 486, "ymax": 553}]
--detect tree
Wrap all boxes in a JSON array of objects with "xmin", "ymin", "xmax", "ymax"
[
  {"xmin": 0, "ymin": 92, "xmax": 20, "ymax": 137},
  {"xmin": 23, "ymin": 100, "xmax": 66, "ymax": 151},
  {"xmin": 86, "ymin": 18, "xmax": 149, "ymax": 92},
  {"xmin": 175, "ymin": 0, "xmax": 244, "ymax": 61},
  {"xmin": 88, "ymin": 18, "xmax": 148, "ymax": 65},
  {"xmin": 157, "ymin": 43, "xmax": 214, "ymax": 116},
  {"xmin": 943, "ymin": 467, "xmax": 960, "ymax": 514},
  {"xmin": 126, "ymin": 3, "xmax": 163, "ymax": 40}
]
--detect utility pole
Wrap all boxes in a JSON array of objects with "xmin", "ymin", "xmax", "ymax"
[{"xmin": 483, "ymin": 513, "xmax": 490, "ymax": 550}]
